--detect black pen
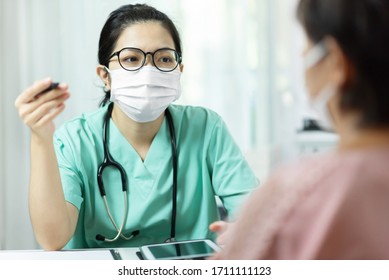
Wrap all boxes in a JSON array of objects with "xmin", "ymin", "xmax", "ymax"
[
  {"xmin": 39, "ymin": 82, "xmax": 60, "ymax": 95},
  {"xmin": 35, "ymin": 82, "xmax": 60, "ymax": 99}
]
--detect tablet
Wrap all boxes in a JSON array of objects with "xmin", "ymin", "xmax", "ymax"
[{"xmin": 139, "ymin": 239, "xmax": 221, "ymax": 260}]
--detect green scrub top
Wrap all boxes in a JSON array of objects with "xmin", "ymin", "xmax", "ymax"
[{"xmin": 54, "ymin": 104, "xmax": 259, "ymax": 249}]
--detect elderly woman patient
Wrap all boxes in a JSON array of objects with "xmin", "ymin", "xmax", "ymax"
[{"xmin": 212, "ymin": 0, "xmax": 389, "ymax": 259}]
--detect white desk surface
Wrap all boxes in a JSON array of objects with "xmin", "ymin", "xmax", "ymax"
[{"xmin": 0, "ymin": 247, "xmax": 139, "ymax": 260}]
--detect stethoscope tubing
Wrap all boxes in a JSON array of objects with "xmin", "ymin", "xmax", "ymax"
[
  {"xmin": 101, "ymin": 192, "xmax": 129, "ymax": 242},
  {"xmin": 165, "ymin": 108, "xmax": 177, "ymax": 242}
]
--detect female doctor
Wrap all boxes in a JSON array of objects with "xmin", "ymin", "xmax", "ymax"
[{"xmin": 14, "ymin": 4, "xmax": 259, "ymax": 250}]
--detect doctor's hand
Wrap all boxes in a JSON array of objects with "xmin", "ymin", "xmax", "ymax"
[
  {"xmin": 15, "ymin": 78, "xmax": 70, "ymax": 140},
  {"xmin": 209, "ymin": 220, "xmax": 232, "ymax": 246}
]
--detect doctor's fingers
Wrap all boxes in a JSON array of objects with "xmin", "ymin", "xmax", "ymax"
[
  {"xmin": 34, "ymin": 83, "xmax": 69, "ymax": 104},
  {"xmin": 209, "ymin": 221, "xmax": 229, "ymax": 233},
  {"xmin": 209, "ymin": 221, "xmax": 232, "ymax": 246},
  {"xmin": 21, "ymin": 94, "xmax": 70, "ymax": 128},
  {"xmin": 15, "ymin": 78, "xmax": 54, "ymax": 106},
  {"xmin": 17, "ymin": 89, "xmax": 70, "ymax": 122},
  {"xmin": 16, "ymin": 83, "xmax": 69, "ymax": 112},
  {"xmin": 34, "ymin": 103, "xmax": 66, "ymax": 129}
]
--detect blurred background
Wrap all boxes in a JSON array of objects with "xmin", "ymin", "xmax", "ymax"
[{"xmin": 0, "ymin": 0, "xmax": 337, "ymax": 249}]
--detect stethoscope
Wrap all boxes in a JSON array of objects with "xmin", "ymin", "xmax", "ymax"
[{"xmin": 96, "ymin": 102, "xmax": 178, "ymax": 243}]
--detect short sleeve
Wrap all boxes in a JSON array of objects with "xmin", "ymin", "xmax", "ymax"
[
  {"xmin": 53, "ymin": 132, "xmax": 84, "ymax": 210},
  {"xmin": 206, "ymin": 116, "xmax": 259, "ymax": 218}
]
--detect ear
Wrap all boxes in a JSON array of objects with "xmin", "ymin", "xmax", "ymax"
[
  {"xmin": 325, "ymin": 38, "xmax": 351, "ymax": 88},
  {"xmin": 179, "ymin": 63, "xmax": 184, "ymax": 73},
  {"xmin": 96, "ymin": 65, "xmax": 111, "ymax": 91}
]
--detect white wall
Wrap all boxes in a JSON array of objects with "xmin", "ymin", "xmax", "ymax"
[
  {"xmin": 0, "ymin": 0, "xmax": 309, "ymax": 249},
  {"xmin": 0, "ymin": 0, "xmax": 4, "ymax": 249},
  {"xmin": 1, "ymin": 0, "xmax": 36, "ymax": 249}
]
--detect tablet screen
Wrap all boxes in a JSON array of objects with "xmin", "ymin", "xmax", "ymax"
[{"xmin": 141, "ymin": 240, "xmax": 219, "ymax": 260}]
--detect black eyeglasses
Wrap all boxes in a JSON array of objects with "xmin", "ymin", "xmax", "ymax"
[{"xmin": 108, "ymin": 47, "xmax": 182, "ymax": 72}]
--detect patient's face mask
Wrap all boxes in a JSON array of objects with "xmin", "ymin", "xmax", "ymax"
[
  {"xmin": 303, "ymin": 41, "xmax": 335, "ymax": 131},
  {"xmin": 108, "ymin": 66, "xmax": 181, "ymax": 123}
]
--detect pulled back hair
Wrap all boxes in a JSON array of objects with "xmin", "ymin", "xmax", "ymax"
[
  {"xmin": 297, "ymin": 0, "xmax": 389, "ymax": 127},
  {"xmin": 98, "ymin": 4, "xmax": 182, "ymax": 106}
]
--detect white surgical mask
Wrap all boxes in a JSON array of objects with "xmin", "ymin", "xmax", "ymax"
[
  {"xmin": 108, "ymin": 66, "xmax": 181, "ymax": 123},
  {"xmin": 304, "ymin": 41, "xmax": 335, "ymax": 131}
]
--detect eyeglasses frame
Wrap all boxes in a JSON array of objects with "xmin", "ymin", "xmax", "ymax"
[{"xmin": 108, "ymin": 47, "xmax": 182, "ymax": 72}]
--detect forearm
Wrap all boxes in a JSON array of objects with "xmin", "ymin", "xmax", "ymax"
[{"xmin": 29, "ymin": 134, "xmax": 76, "ymax": 250}]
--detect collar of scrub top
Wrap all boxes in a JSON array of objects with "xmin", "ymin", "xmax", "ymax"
[{"xmin": 96, "ymin": 102, "xmax": 178, "ymax": 243}]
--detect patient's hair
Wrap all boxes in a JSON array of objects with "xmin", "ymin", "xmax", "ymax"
[
  {"xmin": 297, "ymin": 0, "xmax": 389, "ymax": 127},
  {"xmin": 98, "ymin": 4, "xmax": 182, "ymax": 106}
]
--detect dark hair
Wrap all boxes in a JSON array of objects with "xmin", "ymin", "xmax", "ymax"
[
  {"xmin": 98, "ymin": 4, "xmax": 182, "ymax": 106},
  {"xmin": 297, "ymin": 0, "xmax": 389, "ymax": 127}
]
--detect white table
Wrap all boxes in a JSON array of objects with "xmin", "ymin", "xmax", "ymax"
[{"xmin": 0, "ymin": 247, "xmax": 140, "ymax": 260}]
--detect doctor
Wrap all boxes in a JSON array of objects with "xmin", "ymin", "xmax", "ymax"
[{"xmin": 14, "ymin": 4, "xmax": 259, "ymax": 250}]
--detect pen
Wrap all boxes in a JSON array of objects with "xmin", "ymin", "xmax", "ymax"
[{"xmin": 38, "ymin": 82, "xmax": 60, "ymax": 95}]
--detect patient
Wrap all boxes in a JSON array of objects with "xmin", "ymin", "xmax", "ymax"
[{"xmin": 212, "ymin": 0, "xmax": 389, "ymax": 259}]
